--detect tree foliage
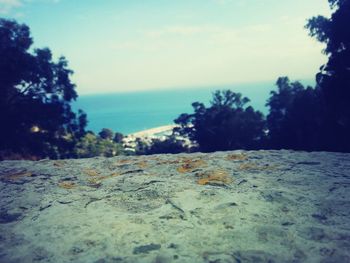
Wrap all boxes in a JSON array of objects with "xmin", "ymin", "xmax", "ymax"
[
  {"xmin": 98, "ymin": 128, "xmax": 114, "ymax": 140},
  {"xmin": 306, "ymin": 0, "xmax": 350, "ymax": 151},
  {"xmin": 266, "ymin": 77, "xmax": 322, "ymax": 150},
  {"xmin": 3, "ymin": 0, "xmax": 350, "ymax": 158},
  {"xmin": 73, "ymin": 131, "xmax": 124, "ymax": 158},
  {"xmin": 174, "ymin": 90, "xmax": 265, "ymax": 152},
  {"xmin": 113, "ymin": 132, "xmax": 124, "ymax": 143},
  {"xmin": 0, "ymin": 19, "xmax": 87, "ymax": 159},
  {"xmin": 144, "ymin": 135, "xmax": 189, "ymax": 155}
]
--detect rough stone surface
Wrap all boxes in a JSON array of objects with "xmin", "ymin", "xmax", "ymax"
[{"xmin": 0, "ymin": 150, "xmax": 350, "ymax": 262}]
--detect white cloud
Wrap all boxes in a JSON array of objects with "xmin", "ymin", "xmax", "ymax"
[
  {"xmin": 0, "ymin": 0, "xmax": 59, "ymax": 14},
  {"xmin": 213, "ymin": 0, "xmax": 233, "ymax": 4},
  {"xmin": 146, "ymin": 26, "xmax": 206, "ymax": 38},
  {"xmin": 0, "ymin": 0, "xmax": 22, "ymax": 14},
  {"xmin": 213, "ymin": 0, "xmax": 247, "ymax": 7},
  {"xmin": 75, "ymin": 16, "xmax": 326, "ymax": 93}
]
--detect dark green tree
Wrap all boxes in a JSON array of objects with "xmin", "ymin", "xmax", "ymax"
[
  {"xmin": 73, "ymin": 131, "xmax": 124, "ymax": 158},
  {"xmin": 306, "ymin": 0, "xmax": 350, "ymax": 151},
  {"xmin": 134, "ymin": 138, "xmax": 149, "ymax": 155},
  {"xmin": 266, "ymin": 77, "xmax": 322, "ymax": 150},
  {"xmin": 144, "ymin": 135, "xmax": 189, "ymax": 155},
  {"xmin": 0, "ymin": 19, "xmax": 87, "ymax": 159},
  {"xmin": 98, "ymin": 128, "xmax": 114, "ymax": 140},
  {"xmin": 113, "ymin": 132, "xmax": 124, "ymax": 143},
  {"xmin": 174, "ymin": 90, "xmax": 266, "ymax": 152}
]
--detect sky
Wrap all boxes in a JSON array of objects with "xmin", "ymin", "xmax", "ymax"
[{"xmin": 1, "ymin": 0, "xmax": 331, "ymax": 94}]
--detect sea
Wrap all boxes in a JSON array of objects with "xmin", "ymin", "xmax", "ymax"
[{"xmin": 73, "ymin": 80, "xmax": 313, "ymax": 135}]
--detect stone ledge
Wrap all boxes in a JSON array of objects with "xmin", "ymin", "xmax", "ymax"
[{"xmin": 0, "ymin": 150, "xmax": 350, "ymax": 262}]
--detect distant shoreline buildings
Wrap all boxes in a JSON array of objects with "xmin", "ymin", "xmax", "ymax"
[{"xmin": 122, "ymin": 124, "xmax": 193, "ymax": 152}]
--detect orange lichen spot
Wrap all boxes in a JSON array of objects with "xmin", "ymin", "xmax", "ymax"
[
  {"xmin": 87, "ymin": 172, "xmax": 119, "ymax": 187},
  {"xmin": 137, "ymin": 161, "xmax": 148, "ymax": 169},
  {"xmin": 58, "ymin": 181, "xmax": 76, "ymax": 189},
  {"xmin": 109, "ymin": 172, "xmax": 120, "ymax": 177},
  {"xmin": 4, "ymin": 171, "xmax": 33, "ymax": 181},
  {"xmin": 239, "ymin": 163, "xmax": 258, "ymax": 170},
  {"xmin": 196, "ymin": 170, "xmax": 232, "ymax": 185},
  {"xmin": 88, "ymin": 175, "xmax": 108, "ymax": 182},
  {"xmin": 177, "ymin": 159, "xmax": 206, "ymax": 173},
  {"xmin": 156, "ymin": 159, "xmax": 180, "ymax": 165},
  {"xmin": 117, "ymin": 159, "xmax": 133, "ymax": 165},
  {"xmin": 227, "ymin": 153, "xmax": 247, "ymax": 161},
  {"xmin": 148, "ymin": 156, "xmax": 160, "ymax": 161},
  {"xmin": 84, "ymin": 169, "xmax": 100, "ymax": 177}
]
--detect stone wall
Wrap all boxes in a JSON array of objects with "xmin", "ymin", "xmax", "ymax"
[{"xmin": 0, "ymin": 150, "xmax": 350, "ymax": 262}]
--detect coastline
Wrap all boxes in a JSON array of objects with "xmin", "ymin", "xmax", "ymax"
[{"xmin": 128, "ymin": 124, "xmax": 178, "ymax": 138}]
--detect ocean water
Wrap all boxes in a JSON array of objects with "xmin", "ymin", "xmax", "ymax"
[{"xmin": 72, "ymin": 81, "xmax": 308, "ymax": 135}]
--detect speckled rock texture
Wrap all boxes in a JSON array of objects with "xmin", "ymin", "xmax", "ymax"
[{"xmin": 0, "ymin": 150, "xmax": 350, "ymax": 263}]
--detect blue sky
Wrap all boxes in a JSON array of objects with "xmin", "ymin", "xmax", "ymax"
[{"xmin": 1, "ymin": 0, "xmax": 331, "ymax": 94}]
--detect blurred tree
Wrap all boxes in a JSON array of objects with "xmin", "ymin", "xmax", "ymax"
[
  {"xmin": 113, "ymin": 132, "xmax": 124, "ymax": 143},
  {"xmin": 98, "ymin": 128, "xmax": 114, "ymax": 140},
  {"xmin": 174, "ymin": 90, "xmax": 266, "ymax": 152},
  {"xmin": 133, "ymin": 138, "xmax": 149, "ymax": 155},
  {"xmin": 306, "ymin": 0, "xmax": 350, "ymax": 151},
  {"xmin": 0, "ymin": 19, "xmax": 87, "ymax": 158},
  {"xmin": 73, "ymin": 132, "xmax": 99, "ymax": 158},
  {"xmin": 73, "ymin": 131, "xmax": 124, "ymax": 158},
  {"xmin": 144, "ymin": 135, "xmax": 189, "ymax": 155},
  {"xmin": 266, "ymin": 77, "xmax": 322, "ymax": 150}
]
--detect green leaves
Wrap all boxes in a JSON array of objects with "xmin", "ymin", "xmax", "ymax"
[
  {"xmin": 0, "ymin": 18, "xmax": 86, "ymax": 159},
  {"xmin": 175, "ymin": 90, "xmax": 265, "ymax": 152},
  {"xmin": 305, "ymin": 0, "xmax": 350, "ymax": 152}
]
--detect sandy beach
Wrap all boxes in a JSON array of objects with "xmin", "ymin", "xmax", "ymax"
[{"xmin": 128, "ymin": 124, "xmax": 178, "ymax": 138}]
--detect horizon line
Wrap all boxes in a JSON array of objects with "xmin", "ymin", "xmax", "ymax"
[{"xmin": 77, "ymin": 77, "xmax": 316, "ymax": 97}]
